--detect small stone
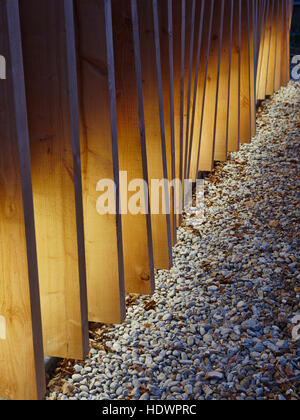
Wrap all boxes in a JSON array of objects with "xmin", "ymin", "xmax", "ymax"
[
  {"xmin": 205, "ymin": 371, "xmax": 224, "ymax": 381},
  {"xmin": 71, "ymin": 374, "xmax": 83, "ymax": 383}
]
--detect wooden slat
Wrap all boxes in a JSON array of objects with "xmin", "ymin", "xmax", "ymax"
[
  {"xmin": 111, "ymin": 0, "xmax": 155, "ymax": 294},
  {"xmin": 172, "ymin": 0, "xmax": 184, "ymax": 227},
  {"xmin": 274, "ymin": 0, "xmax": 283, "ymax": 91},
  {"xmin": 186, "ymin": 0, "xmax": 206, "ymax": 180},
  {"xmin": 19, "ymin": 0, "xmax": 89, "ymax": 359},
  {"xmin": 198, "ymin": 0, "xmax": 224, "ymax": 172},
  {"xmin": 183, "ymin": 0, "xmax": 196, "ymax": 182},
  {"xmin": 249, "ymin": 0, "xmax": 256, "ymax": 137},
  {"xmin": 227, "ymin": 0, "xmax": 241, "ymax": 153},
  {"xmin": 214, "ymin": 0, "xmax": 233, "ymax": 162},
  {"xmin": 137, "ymin": 0, "xmax": 173, "ymax": 269},
  {"xmin": 0, "ymin": 0, "xmax": 45, "ymax": 400},
  {"xmin": 190, "ymin": 0, "xmax": 213, "ymax": 180},
  {"xmin": 266, "ymin": 0, "xmax": 277, "ymax": 95},
  {"xmin": 158, "ymin": 0, "xmax": 177, "ymax": 244},
  {"xmin": 74, "ymin": 0, "xmax": 126, "ymax": 324},
  {"xmin": 240, "ymin": 0, "xmax": 252, "ymax": 144},
  {"xmin": 257, "ymin": 0, "xmax": 272, "ymax": 100}
]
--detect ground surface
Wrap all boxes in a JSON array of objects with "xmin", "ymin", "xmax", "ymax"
[{"xmin": 48, "ymin": 82, "xmax": 300, "ymax": 401}]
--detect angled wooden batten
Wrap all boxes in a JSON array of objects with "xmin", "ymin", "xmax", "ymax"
[
  {"xmin": 171, "ymin": 0, "xmax": 184, "ymax": 228},
  {"xmin": 266, "ymin": 0, "xmax": 277, "ymax": 96},
  {"xmin": 274, "ymin": 0, "xmax": 283, "ymax": 92},
  {"xmin": 157, "ymin": 0, "xmax": 177, "ymax": 245},
  {"xmin": 185, "ymin": 0, "xmax": 206, "ymax": 182},
  {"xmin": 189, "ymin": 0, "xmax": 212, "ymax": 180},
  {"xmin": 74, "ymin": 0, "xmax": 126, "ymax": 324},
  {"xmin": 132, "ymin": 0, "xmax": 173, "ymax": 270},
  {"xmin": 198, "ymin": 0, "xmax": 225, "ymax": 172},
  {"xmin": 257, "ymin": 0, "xmax": 272, "ymax": 100},
  {"xmin": 240, "ymin": 0, "xmax": 253, "ymax": 144},
  {"xmin": 19, "ymin": 0, "xmax": 89, "ymax": 360},
  {"xmin": 111, "ymin": 0, "xmax": 155, "ymax": 294},
  {"xmin": 182, "ymin": 0, "xmax": 198, "ymax": 183},
  {"xmin": 214, "ymin": 0, "xmax": 233, "ymax": 162},
  {"xmin": 228, "ymin": 0, "xmax": 241, "ymax": 153},
  {"xmin": 0, "ymin": 0, "xmax": 45, "ymax": 400}
]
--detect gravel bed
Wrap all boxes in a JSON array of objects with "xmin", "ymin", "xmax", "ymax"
[{"xmin": 47, "ymin": 82, "xmax": 300, "ymax": 401}]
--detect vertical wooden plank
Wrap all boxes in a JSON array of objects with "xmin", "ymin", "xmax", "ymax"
[
  {"xmin": 240, "ymin": 0, "xmax": 252, "ymax": 144},
  {"xmin": 198, "ymin": 0, "xmax": 224, "ymax": 172},
  {"xmin": 190, "ymin": 0, "xmax": 213, "ymax": 180},
  {"xmin": 186, "ymin": 0, "xmax": 206, "ymax": 179},
  {"xmin": 266, "ymin": 0, "xmax": 277, "ymax": 95},
  {"xmin": 281, "ymin": 0, "xmax": 288, "ymax": 87},
  {"xmin": 136, "ymin": 0, "xmax": 173, "ymax": 269},
  {"xmin": 0, "ymin": 0, "xmax": 45, "ymax": 400},
  {"xmin": 256, "ymin": 0, "xmax": 267, "ymax": 96},
  {"xmin": 74, "ymin": 0, "xmax": 126, "ymax": 323},
  {"xmin": 183, "ymin": 0, "xmax": 196, "ymax": 182},
  {"xmin": 167, "ymin": 0, "xmax": 177, "ymax": 242},
  {"xmin": 158, "ymin": 0, "xmax": 176, "ymax": 245},
  {"xmin": 249, "ymin": 0, "xmax": 256, "ymax": 137},
  {"xmin": 274, "ymin": 0, "xmax": 283, "ymax": 91},
  {"xmin": 257, "ymin": 0, "xmax": 273, "ymax": 99},
  {"xmin": 214, "ymin": 0, "xmax": 233, "ymax": 161},
  {"xmin": 228, "ymin": 0, "xmax": 241, "ymax": 153},
  {"xmin": 171, "ymin": 0, "xmax": 183, "ymax": 228},
  {"xmin": 111, "ymin": 0, "xmax": 155, "ymax": 294},
  {"xmin": 19, "ymin": 0, "xmax": 89, "ymax": 359}
]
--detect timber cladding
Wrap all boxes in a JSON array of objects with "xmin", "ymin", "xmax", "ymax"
[{"xmin": 0, "ymin": 0, "xmax": 293, "ymax": 400}]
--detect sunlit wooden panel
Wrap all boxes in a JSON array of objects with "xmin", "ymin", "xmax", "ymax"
[
  {"xmin": 198, "ymin": 0, "xmax": 224, "ymax": 172},
  {"xmin": 228, "ymin": 0, "xmax": 240, "ymax": 153},
  {"xmin": 274, "ymin": 0, "xmax": 283, "ymax": 91},
  {"xmin": 183, "ymin": 0, "xmax": 202, "ymax": 182},
  {"xmin": 189, "ymin": 0, "xmax": 212, "ymax": 180},
  {"xmin": 249, "ymin": 0, "xmax": 256, "ymax": 137},
  {"xmin": 214, "ymin": 0, "xmax": 233, "ymax": 162},
  {"xmin": 266, "ymin": 0, "xmax": 277, "ymax": 96},
  {"xmin": 257, "ymin": 0, "xmax": 272, "ymax": 100},
  {"xmin": 0, "ymin": 0, "xmax": 45, "ymax": 400},
  {"xmin": 240, "ymin": 0, "xmax": 252, "ymax": 144},
  {"xmin": 185, "ymin": 0, "xmax": 206, "ymax": 182},
  {"xmin": 110, "ymin": 0, "xmax": 154, "ymax": 294},
  {"xmin": 255, "ymin": 0, "xmax": 267, "ymax": 98},
  {"xmin": 136, "ymin": 0, "xmax": 173, "ymax": 269},
  {"xmin": 19, "ymin": 0, "xmax": 89, "ymax": 359},
  {"xmin": 158, "ymin": 0, "xmax": 176, "ymax": 244},
  {"xmin": 172, "ymin": 0, "xmax": 184, "ymax": 227},
  {"xmin": 73, "ymin": 0, "xmax": 126, "ymax": 324}
]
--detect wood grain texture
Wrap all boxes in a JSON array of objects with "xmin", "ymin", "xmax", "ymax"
[
  {"xmin": 74, "ymin": 0, "xmax": 126, "ymax": 324},
  {"xmin": 0, "ymin": 0, "xmax": 45, "ymax": 400},
  {"xmin": 214, "ymin": 0, "xmax": 233, "ymax": 162},
  {"xmin": 240, "ymin": 0, "xmax": 252, "ymax": 144},
  {"xmin": 227, "ymin": 0, "xmax": 241, "ymax": 153},
  {"xmin": 274, "ymin": 0, "xmax": 283, "ymax": 91},
  {"xmin": 111, "ymin": 0, "xmax": 155, "ymax": 293},
  {"xmin": 172, "ymin": 0, "xmax": 184, "ymax": 227},
  {"xmin": 198, "ymin": 0, "xmax": 224, "ymax": 172},
  {"xmin": 266, "ymin": 0, "xmax": 277, "ymax": 95},
  {"xmin": 19, "ymin": 0, "xmax": 89, "ymax": 359},
  {"xmin": 186, "ymin": 0, "xmax": 206, "ymax": 180},
  {"xmin": 137, "ymin": 0, "xmax": 172, "ymax": 269},
  {"xmin": 190, "ymin": 0, "xmax": 213, "ymax": 179}
]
